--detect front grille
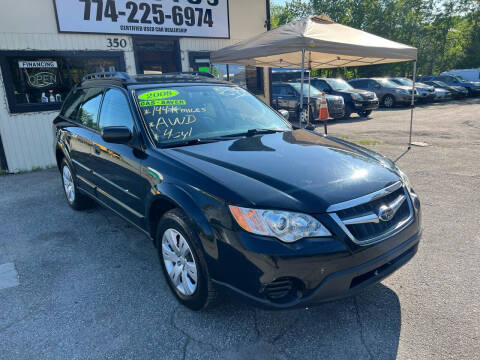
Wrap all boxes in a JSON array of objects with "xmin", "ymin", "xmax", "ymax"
[
  {"xmin": 363, "ymin": 93, "xmax": 375, "ymax": 100},
  {"xmin": 330, "ymin": 182, "xmax": 413, "ymax": 245},
  {"xmin": 326, "ymin": 98, "xmax": 344, "ymax": 113}
]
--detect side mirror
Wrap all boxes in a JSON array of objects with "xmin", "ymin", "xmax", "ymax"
[
  {"xmin": 374, "ymin": 84, "xmax": 381, "ymax": 89},
  {"xmin": 101, "ymin": 126, "xmax": 132, "ymax": 144},
  {"xmin": 278, "ymin": 109, "xmax": 290, "ymax": 120}
]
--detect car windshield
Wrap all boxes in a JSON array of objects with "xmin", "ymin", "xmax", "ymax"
[
  {"xmin": 290, "ymin": 83, "xmax": 323, "ymax": 96},
  {"xmin": 453, "ymin": 75, "xmax": 467, "ymax": 82},
  {"xmin": 377, "ymin": 79, "xmax": 401, "ymax": 87},
  {"xmin": 393, "ymin": 78, "xmax": 413, "ymax": 86},
  {"xmin": 433, "ymin": 81, "xmax": 448, "ymax": 87},
  {"xmin": 135, "ymin": 85, "xmax": 291, "ymax": 147},
  {"xmin": 325, "ymin": 79, "xmax": 353, "ymax": 91}
]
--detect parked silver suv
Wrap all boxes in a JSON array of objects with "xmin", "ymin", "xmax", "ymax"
[{"xmin": 348, "ymin": 78, "xmax": 418, "ymax": 108}]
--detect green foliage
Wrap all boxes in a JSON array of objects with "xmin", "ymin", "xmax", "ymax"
[{"xmin": 270, "ymin": 0, "xmax": 480, "ymax": 77}]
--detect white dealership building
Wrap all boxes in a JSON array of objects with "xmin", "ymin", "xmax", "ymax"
[{"xmin": 0, "ymin": 0, "xmax": 271, "ymax": 172}]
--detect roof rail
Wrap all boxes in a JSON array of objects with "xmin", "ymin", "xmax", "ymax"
[{"xmin": 82, "ymin": 72, "xmax": 131, "ymax": 82}]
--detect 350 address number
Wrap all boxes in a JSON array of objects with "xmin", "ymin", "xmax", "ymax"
[{"xmin": 78, "ymin": 0, "xmax": 217, "ymax": 27}]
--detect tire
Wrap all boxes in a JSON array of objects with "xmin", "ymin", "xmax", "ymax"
[
  {"xmin": 156, "ymin": 209, "xmax": 218, "ymax": 311},
  {"xmin": 298, "ymin": 107, "xmax": 308, "ymax": 123},
  {"xmin": 60, "ymin": 158, "xmax": 94, "ymax": 210},
  {"xmin": 343, "ymin": 105, "xmax": 353, "ymax": 118},
  {"xmin": 357, "ymin": 110, "xmax": 372, "ymax": 118},
  {"xmin": 383, "ymin": 95, "xmax": 395, "ymax": 108}
]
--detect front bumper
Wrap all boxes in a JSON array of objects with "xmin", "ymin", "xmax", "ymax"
[
  {"xmin": 352, "ymin": 100, "xmax": 379, "ymax": 111},
  {"xmin": 417, "ymin": 92, "xmax": 436, "ymax": 102},
  {"xmin": 326, "ymin": 101, "xmax": 345, "ymax": 119},
  {"xmin": 211, "ymin": 210, "xmax": 422, "ymax": 309},
  {"xmin": 396, "ymin": 94, "xmax": 418, "ymax": 104}
]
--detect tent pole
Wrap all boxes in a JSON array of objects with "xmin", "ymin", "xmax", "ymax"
[
  {"xmin": 299, "ymin": 48, "xmax": 305, "ymax": 128},
  {"xmin": 409, "ymin": 60, "xmax": 417, "ymax": 148},
  {"xmin": 394, "ymin": 60, "xmax": 417, "ymax": 163},
  {"xmin": 307, "ymin": 69, "xmax": 311, "ymax": 126}
]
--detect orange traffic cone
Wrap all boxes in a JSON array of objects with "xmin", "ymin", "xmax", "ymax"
[{"xmin": 315, "ymin": 93, "xmax": 329, "ymax": 121}]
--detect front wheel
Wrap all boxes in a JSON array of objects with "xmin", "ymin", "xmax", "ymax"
[
  {"xmin": 157, "ymin": 209, "xmax": 218, "ymax": 311},
  {"xmin": 357, "ymin": 110, "xmax": 372, "ymax": 118},
  {"xmin": 383, "ymin": 95, "xmax": 395, "ymax": 108},
  {"xmin": 343, "ymin": 105, "xmax": 353, "ymax": 119}
]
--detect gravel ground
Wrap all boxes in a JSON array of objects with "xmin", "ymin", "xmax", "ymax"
[{"xmin": 0, "ymin": 98, "xmax": 479, "ymax": 359}]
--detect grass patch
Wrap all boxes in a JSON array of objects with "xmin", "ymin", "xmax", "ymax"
[
  {"xmin": 355, "ymin": 139, "xmax": 382, "ymax": 146},
  {"xmin": 339, "ymin": 136, "xmax": 382, "ymax": 146}
]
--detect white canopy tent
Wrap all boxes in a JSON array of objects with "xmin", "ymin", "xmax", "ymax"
[{"xmin": 211, "ymin": 15, "xmax": 418, "ymax": 148}]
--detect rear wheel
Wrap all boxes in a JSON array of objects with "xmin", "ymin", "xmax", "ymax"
[
  {"xmin": 383, "ymin": 95, "xmax": 395, "ymax": 108},
  {"xmin": 60, "ymin": 158, "xmax": 94, "ymax": 210},
  {"xmin": 157, "ymin": 209, "xmax": 218, "ymax": 311}
]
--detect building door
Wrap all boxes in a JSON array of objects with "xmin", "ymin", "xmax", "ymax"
[{"xmin": 133, "ymin": 37, "xmax": 181, "ymax": 74}]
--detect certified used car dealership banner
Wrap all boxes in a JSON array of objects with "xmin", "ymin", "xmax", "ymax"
[{"xmin": 54, "ymin": 0, "xmax": 230, "ymax": 38}]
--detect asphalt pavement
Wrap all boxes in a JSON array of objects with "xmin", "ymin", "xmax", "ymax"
[{"xmin": 0, "ymin": 98, "xmax": 479, "ymax": 359}]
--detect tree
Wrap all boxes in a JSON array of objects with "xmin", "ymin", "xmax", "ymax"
[{"xmin": 270, "ymin": 0, "xmax": 480, "ymax": 77}]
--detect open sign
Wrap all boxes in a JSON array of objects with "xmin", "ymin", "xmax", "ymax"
[{"xmin": 27, "ymin": 71, "xmax": 57, "ymax": 88}]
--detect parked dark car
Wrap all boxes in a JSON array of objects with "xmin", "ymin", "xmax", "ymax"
[
  {"xmin": 348, "ymin": 78, "xmax": 418, "ymax": 108},
  {"xmin": 272, "ymin": 82, "xmax": 345, "ymax": 121},
  {"xmin": 422, "ymin": 80, "xmax": 469, "ymax": 99},
  {"xmin": 389, "ymin": 77, "xmax": 435, "ymax": 103},
  {"xmin": 310, "ymin": 78, "xmax": 378, "ymax": 118},
  {"xmin": 53, "ymin": 72, "xmax": 422, "ymax": 311},
  {"xmin": 419, "ymin": 75, "xmax": 480, "ymax": 97}
]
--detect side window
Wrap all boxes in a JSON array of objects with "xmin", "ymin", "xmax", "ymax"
[
  {"xmin": 283, "ymin": 86, "xmax": 296, "ymax": 96},
  {"xmin": 368, "ymin": 80, "xmax": 378, "ymax": 89},
  {"xmin": 313, "ymin": 80, "xmax": 329, "ymax": 92},
  {"xmin": 272, "ymin": 85, "xmax": 281, "ymax": 96},
  {"xmin": 351, "ymin": 80, "xmax": 365, "ymax": 88},
  {"xmin": 440, "ymin": 76, "xmax": 452, "ymax": 84},
  {"xmin": 99, "ymin": 88, "xmax": 134, "ymax": 130},
  {"xmin": 61, "ymin": 89, "xmax": 84, "ymax": 120},
  {"xmin": 76, "ymin": 88, "xmax": 103, "ymax": 129}
]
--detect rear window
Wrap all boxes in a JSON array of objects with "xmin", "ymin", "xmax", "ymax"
[
  {"xmin": 135, "ymin": 85, "xmax": 290, "ymax": 147},
  {"xmin": 60, "ymin": 89, "xmax": 84, "ymax": 120},
  {"xmin": 76, "ymin": 88, "xmax": 103, "ymax": 130}
]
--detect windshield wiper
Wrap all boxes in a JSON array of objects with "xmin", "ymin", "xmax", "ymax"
[
  {"xmin": 220, "ymin": 128, "xmax": 287, "ymax": 138},
  {"xmin": 160, "ymin": 138, "xmax": 222, "ymax": 149}
]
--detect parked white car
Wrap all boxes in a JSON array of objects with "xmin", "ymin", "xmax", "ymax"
[{"xmin": 440, "ymin": 69, "xmax": 480, "ymax": 82}]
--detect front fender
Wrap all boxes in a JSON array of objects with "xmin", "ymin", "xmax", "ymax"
[{"xmin": 145, "ymin": 181, "xmax": 230, "ymax": 269}]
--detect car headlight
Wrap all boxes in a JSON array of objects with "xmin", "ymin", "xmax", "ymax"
[
  {"xmin": 229, "ymin": 206, "xmax": 331, "ymax": 243},
  {"xmin": 397, "ymin": 169, "xmax": 418, "ymax": 200},
  {"xmin": 351, "ymin": 93, "xmax": 363, "ymax": 101}
]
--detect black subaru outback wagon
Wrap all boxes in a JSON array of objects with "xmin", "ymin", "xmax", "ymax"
[{"xmin": 53, "ymin": 72, "xmax": 422, "ymax": 310}]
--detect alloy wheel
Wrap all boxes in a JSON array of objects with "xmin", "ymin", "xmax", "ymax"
[
  {"xmin": 299, "ymin": 108, "xmax": 309, "ymax": 123},
  {"xmin": 62, "ymin": 165, "xmax": 75, "ymax": 203},
  {"xmin": 161, "ymin": 228, "xmax": 198, "ymax": 296},
  {"xmin": 384, "ymin": 95, "xmax": 394, "ymax": 108}
]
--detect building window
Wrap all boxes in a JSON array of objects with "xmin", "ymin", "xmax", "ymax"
[{"xmin": 0, "ymin": 51, "xmax": 125, "ymax": 114}]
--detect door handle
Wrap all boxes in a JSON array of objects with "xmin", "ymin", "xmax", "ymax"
[{"xmin": 94, "ymin": 145, "xmax": 101, "ymax": 155}]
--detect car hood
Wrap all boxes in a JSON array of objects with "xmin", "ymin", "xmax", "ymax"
[
  {"xmin": 164, "ymin": 130, "xmax": 401, "ymax": 213},
  {"xmin": 337, "ymin": 88, "xmax": 375, "ymax": 97},
  {"xmin": 415, "ymin": 83, "xmax": 434, "ymax": 91},
  {"xmin": 394, "ymin": 85, "xmax": 413, "ymax": 91}
]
